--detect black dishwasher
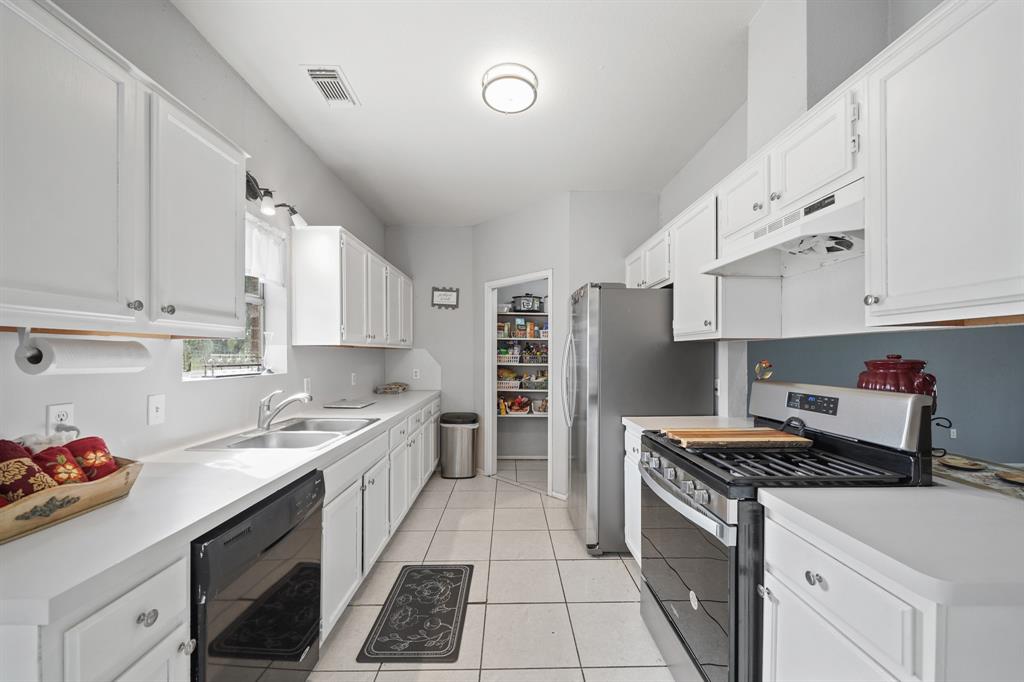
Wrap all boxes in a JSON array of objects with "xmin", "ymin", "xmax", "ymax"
[{"xmin": 191, "ymin": 470, "xmax": 325, "ymax": 682}]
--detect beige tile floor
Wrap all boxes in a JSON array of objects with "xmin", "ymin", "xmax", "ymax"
[
  {"xmin": 494, "ymin": 457, "xmax": 548, "ymax": 494},
  {"xmin": 313, "ymin": 472, "xmax": 669, "ymax": 682}
]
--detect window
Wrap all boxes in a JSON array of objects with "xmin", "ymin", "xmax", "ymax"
[
  {"xmin": 182, "ymin": 276, "xmax": 267, "ymax": 378},
  {"xmin": 182, "ymin": 212, "xmax": 288, "ymax": 379}
]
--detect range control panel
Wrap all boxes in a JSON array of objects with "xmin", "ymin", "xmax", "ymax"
[{"xmin": 787, "ymin": 391, "xmax": 839, "ymax": 416}]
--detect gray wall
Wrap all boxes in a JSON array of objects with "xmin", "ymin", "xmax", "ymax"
[
  {"xmin": 807, "ymin": 0, "xmax": 889, "ymax": 107},
  {"xmin": 749, "ymin": 326, "xmax": 1024, "ymax": 463},
  {"xmin": 888, "ymin": 0, "xmax": 943, "ymax": 41},
  {"xmin": 0, "ymin": 1, "xmax": 388, "ymax": 457}
]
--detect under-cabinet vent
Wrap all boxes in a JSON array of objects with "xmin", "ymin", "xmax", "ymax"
[
  {"xmin": 783, "ymin": 209, "xmax": 801, "ymax": 226},
  {"xmin": 305, "ymin": 66, "xmax": 359, "ymax": 108}
]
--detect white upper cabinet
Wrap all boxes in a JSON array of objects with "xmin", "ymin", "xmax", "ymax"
[
  {"xmin": 718, "ymin": 155, "xmax": 770, "ymax": 249},
  {"xmin": 292, "ymin": 226, "xmax": 413, "ymax": 347},
  {"xmin": 149, "ymin": 95, "xmax": 245, "ymax": 335},
  {"xmin": 625, "ymin": 251, "xmax": 644, "ymax": 288},
  {"xmin": 0, "ymin": 0, "xmax": 143, "ymax": 330},
  {"xmin": 625, "ymin": 229, "xmax": 671, "ymax": 288},
  {"xmin": 0, "ymin": 0, "xmax": 246, "ymax": 337},
  {"xmin": 864, "ymin": 0, "xmax": 1024, "ymax": 325},
  {"xmin": 770, "ymin": 90, "xmax": 859, "ymax": 215},
  {"xmin": 671, "ymin": 197, "xmax": 718, "ymax": 337},
  {"xmin": 341, "ymin": 235, "xmax": 368, "ymax": 345},
  {"xmin": 366, "ymin": 254, "xmax": 387, "ymax": 344}
]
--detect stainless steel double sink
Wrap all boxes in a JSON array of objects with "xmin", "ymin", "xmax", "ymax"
[{"xmin": 189, "ymin": 417, "xmax": 379, "ymax": 451}]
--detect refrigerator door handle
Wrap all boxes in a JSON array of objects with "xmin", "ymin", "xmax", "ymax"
[{"xmin": 561, "ymin": 331, "xmax": 574, "ymax": 426}]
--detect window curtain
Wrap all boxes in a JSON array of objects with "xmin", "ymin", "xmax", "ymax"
[{"xmin": 245, "ymin": 212, "xmax": 288, "ymax": 286}]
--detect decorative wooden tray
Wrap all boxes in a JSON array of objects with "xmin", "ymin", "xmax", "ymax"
[
  {"xmin": 662, "ymin": 428, "xmax": 812, "ymax": 449},
  {"xmin": 0, "ymin": 457, "xmax": 142, "ymax": 544}
]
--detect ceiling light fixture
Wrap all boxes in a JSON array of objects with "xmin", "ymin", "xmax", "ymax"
[
  {"xmin": 259, "ymin": 188, "xmax": 276, "ymax": 216},
  {"xmin": 482, "ymin": 63, "xmax": 538, "ymax": 114},
  {"xmin": 276, "ymin": 203, "xmax": 308, "ymax": 228}
]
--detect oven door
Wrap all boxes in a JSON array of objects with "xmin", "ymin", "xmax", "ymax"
[{"xmin": 640, "ymin": 461, "xmax": 737, "ymax": 682}]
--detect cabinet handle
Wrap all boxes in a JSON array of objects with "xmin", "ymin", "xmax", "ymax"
[
  {"xmin": 863, "ymin": 294, "xmax": 880, "ymax": 306},
  {"xmin": 703, "ymin": 320, "xmax": 712, "ymax": 327},
  {"xmin": 136, "ymin": 608, "xmax": 159, "ymax": 627},
  {"xmin": 160, "ymin": 304, "xmax": 176, "ymax": 315},
  {"xmin": 769, "ymin": 191, "xmax": 782, "ymax": 201},
  {"xmin": 751, "ymin": 201, "xmax": 764, "ymax": 211},
  {"xmin": 368, "ymin": 477, "xmax": 375, "ymax": 485},
  {"xmin": 126, "ymin": 299, "xmax": 144, "ymax": 311},
  {"xmin": 804, "ymin": 570, "xmax": 823, "ymax": 586},
  {"xmin": 178, "ymin": 639, "xmax": 197, "ymax": 656},
  {"xmin": 757, "ymin": 584, "xmax": 772, "ymax": 599}
]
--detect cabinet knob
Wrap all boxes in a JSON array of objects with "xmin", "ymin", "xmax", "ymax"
[
  {"xmin": 752, "ymin": 201, "xmax": 764, "ymax": 211},
  {"xmin": 703, "ymin": 320, "xmax": 712, "ymax": 327},
  {"xmin": 368, "ymin": 477, "xmax": 375, "ymax": 485},
  {"xmin": 178, "ymin": 639, "xmax": 197, "ymax": 656},
  {"xmin": 136, "ymin": 608, "xmax": 159, "ymax": 627},
  {"xmin": 161, "ymin": 304, "xmax": 176, "ymax": 315},
  {"xmin": 804, "ymin": 570, "xmax": 824, "ymax": 586},
  {"xmin": 769, "ymin": 191, "xmax": 782, "ymax": 201},
  {"xmin": 126, "ymin": 299, "xmax": 144, "ymax": 311},
  {"xmin": 757, "ymin": 584, "xmax": 772, "ymax": 599},
  {"xmin": 863, "ymin": 294, "xmax": 880, "ymax": 306}
]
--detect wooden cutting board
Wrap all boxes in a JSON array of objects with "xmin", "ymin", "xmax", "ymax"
[{"xmin": 662, "ymin": 427, "xmax": 811, "ymax": 449}]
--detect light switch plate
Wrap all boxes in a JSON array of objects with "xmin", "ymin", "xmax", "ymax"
[
  {"xmin": 147, "ymin": 394, "xmax": 166, "ymax": 425},
  {"xmin": 351, "ymin": 372, "xmax": 357, "ymax": 386},
  {"xmin": 412, "ymin": 368, "xmax": 421, "ymax": 380}
]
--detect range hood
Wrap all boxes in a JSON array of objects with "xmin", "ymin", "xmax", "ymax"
[{"xmin": 701, "ymin": 179, "xmax": 865, "ymax": 277}]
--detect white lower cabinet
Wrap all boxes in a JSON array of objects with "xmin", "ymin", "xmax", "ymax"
[
  {"xmin": 623, "ymin": 431, "xmax": 642, "ymax": 565},
  {"xmin": 407, "ymin": 428, "xmax": 422, "ymax": 502},
  {"xmin": 114, "ymin": 622, "xmax": 191, "ymax": 682},
  {"xmin": 762, "ymin": 572, "xmax": 895, "ymax": 682},
  {"xmin": 362, "ymin": 456, "xmax": 390, "ymax": 569},
  {"xmin": 389, "ymin": 442, "xmax": 410, "ymax": 527},
  {"xmin": 322, "ymin": 479, "xmax": 362, "ymax": 640}
]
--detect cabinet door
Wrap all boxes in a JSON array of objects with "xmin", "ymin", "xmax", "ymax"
[
  {"xmin": 341, "ymin": 237, "xmax": 368, "ymax": 344},
  {"xmin": 762, "ymin": 573, "xmax": 895, "ymax": 682},
  {"xmin": 406, "ymin": 431, "xmax": 422, "ymax": 501},
  {"xmin": 420, "ymin": 424, "xmax": 433, "ymax": 485},
  {"xmin": 150, "ymin": 95, "xmax": 245, "ymax": 335},
  {"xmin": 671, "ymin": 197, "xmax": 718, "ymax": 337},
  {"xmin": 623, "ymin": 440, "xmax": 641, "ymax": 565},
  {"xmin": 431, "ymin": 417, "xmax": 440, "ymax": 470},
  {"xmin": 770, "ymin": 92, "xmax": 858, "ymax": 214},
  {"xmin": 366, "ymin": 254, "xmax": 387, "ymax": 344},
  {"xmin": 625, "ymin": 251, "xmax": 644, "ymax": 288},
  {"xmin": 0, "ymin": 1, "xmax": 143, "ymax": 329},
  {"xmin": 386, "ymin": 269, "xmax": 402, "ymax": 344},
  {"xmin": 400, "ymin": 275, "xmax": 414, "ymax": 346},
  {"xmin": 363, "ymin": 456, "xmax": 390, "ymax": 569},
  {"xmin": 114, "ymin": 623, "xmax": 190, "ymax": 682},
  {"xmin": 718, "ymin": 155, "xmax": 770, "ymax": 247},
  {"xmin": 643, "ymin": 232, "xmax": 671, "ymax": 288},
  {"xmin": 389, "ymin": 443, "xmax": 409, "ymax": 527},
  {"xmin": 865, "ymin": 0, "xmax": 1024, "ymax": 325},
  {"xmin": 322, "ymin": 480, "xmax": 362, "ymax": 640}
]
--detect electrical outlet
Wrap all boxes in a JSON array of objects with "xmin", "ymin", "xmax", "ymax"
[
  {"xmin": 351, "ymin": 372, "xmax": 357, "ymax": 386},
  {"xmin": 412, "ymin": 368, "xmax": 421, "ymax": 380},
  {"xmin": 950, "ymin": 428, "xmax": 957, "ymax": 439},
  {"xmin": 46, "ymin": 403, "xmax": 74, "ymax": 436},
  {"xmin": 147, "ymin": 394, "xmax": 166, "ymax": 425}
]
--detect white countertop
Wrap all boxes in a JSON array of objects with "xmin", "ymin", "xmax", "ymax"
[
  {"xmin": 622, "ymin": 415, "xmax": 754, "ymax": 435},
  {"xmin": 760, "ymin": 482, "xmax": 1024, "ymax": 606},
  {"xmin": 0, "ymin": 390, "xmax": 439, "ymax": 626}
]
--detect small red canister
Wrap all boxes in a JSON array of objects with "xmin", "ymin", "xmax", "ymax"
[{"xmin": 857, "ymin": 354, "xmax": 937, "ymax": 411}]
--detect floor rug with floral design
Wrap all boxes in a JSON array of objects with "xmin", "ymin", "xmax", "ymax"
[{"xmin": 357, "ymin": 564, "xmax": 474, "ymax": 663}]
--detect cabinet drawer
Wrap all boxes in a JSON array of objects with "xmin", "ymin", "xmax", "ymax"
[
  {"xmin": 409, "ymin": 410, "xmax": 424, "ymax": 429},
  {"xmin": 421, "ymin": 406, "xmax": 432, "ymax": 424},
  {"xmin": 765, "ymin": 520, "xmax": 915, "ymax": 675},
  {"xmin": 65, "ymin": 559, "xmax": 187, "ymax": 682},
  {"xmin": 324, "ymin": 433, "xmax": 389, "ymax": 503},
  {"xmin": 389, "ymin": 419, "xmax": 409, "ymax": 451},
  {"xmin": 430, "ymin": 400, "xmax": 440, "ymax": 416}
]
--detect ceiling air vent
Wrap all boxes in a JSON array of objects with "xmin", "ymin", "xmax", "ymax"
[{"xmin": 305, "ymin": 66, "xmax": 359, "ymax": 108}]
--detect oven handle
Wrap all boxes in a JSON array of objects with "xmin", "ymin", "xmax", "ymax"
[{"xmin": 640, "ymin": 463, "xmax": 737, "ymax": 547}]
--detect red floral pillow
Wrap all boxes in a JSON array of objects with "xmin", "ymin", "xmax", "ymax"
[
  {"xmin": 0, "ymin": 457, "xmax": 58, "ymax": 502},
  {"xmin": 65, "ymin": 437, "xmax": 119, "ymax": 481},
  {"xmin": 32, "ymin": 446, "xmax": 88, "ymax": 485},
  {"xmin": 0, "ymin": 439, "xmax": 31, "ymax": 463}
]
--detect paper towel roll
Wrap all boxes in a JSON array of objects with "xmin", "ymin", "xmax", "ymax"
[{"xmin": 15, "ymin": 336, "xmax": 151, "ymax": 375}]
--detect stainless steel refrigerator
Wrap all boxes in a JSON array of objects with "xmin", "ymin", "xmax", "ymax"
[{"xmin": 564, "ymin": 283, "xmax": 715, "ymax": 554}]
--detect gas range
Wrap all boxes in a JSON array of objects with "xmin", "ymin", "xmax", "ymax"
[{"xmin": 638, "ymin": 382, "xmax": 934, "ymax": 682}]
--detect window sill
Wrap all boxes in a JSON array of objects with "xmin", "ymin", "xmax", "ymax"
[{"xmin": 182, "ymin": 369, "xmax": 283, "ymax": 383}]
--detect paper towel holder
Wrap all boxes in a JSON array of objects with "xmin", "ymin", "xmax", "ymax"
[{"xmin": 16, "ymin": 328, "xmax": 45, "ymax": 367}]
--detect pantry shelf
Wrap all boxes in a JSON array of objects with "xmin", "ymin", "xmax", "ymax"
[{"xmin": 498, "ymin": 413, "xmax": 549, "ymax": 418}]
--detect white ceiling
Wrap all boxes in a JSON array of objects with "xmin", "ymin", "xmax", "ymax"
[{"xmin": 173, "ymin": 0, "xmax": 760, "ymax": 227}]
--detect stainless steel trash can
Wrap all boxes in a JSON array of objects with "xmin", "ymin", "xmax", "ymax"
[{"xmin": 440, "ymin": 412, "xmax": 479, "ymax": 479}]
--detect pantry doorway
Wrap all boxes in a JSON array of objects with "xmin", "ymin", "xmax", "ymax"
[{"xmin": 482, "ymin": 270, "xmax": 553, "ymax": 495}]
